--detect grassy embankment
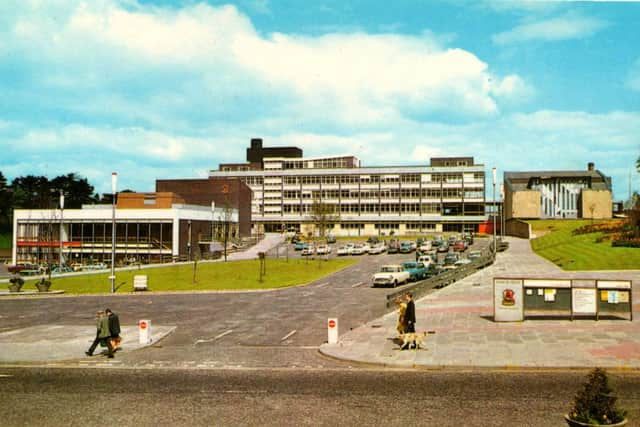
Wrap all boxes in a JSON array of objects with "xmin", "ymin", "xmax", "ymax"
[
  {"xmin": 14, "ymin": 258, "xmax": 358, "ymax": 294},
  {"xmin": 529, "ymin": 219, "xmax": 640, "ymax": 271}
]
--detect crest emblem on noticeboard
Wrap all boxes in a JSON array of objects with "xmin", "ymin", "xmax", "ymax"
[{"xmin": 502, "ymin": 289, "xmax": 516, "ymax": 306}]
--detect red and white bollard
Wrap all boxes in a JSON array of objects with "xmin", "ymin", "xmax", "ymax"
[
  {"xmin": 139, "ymin": 319, "xmax": 151, "ymax": 344},
  {"xmin": 327, "ymin": 318, "xmax": 338, "ymax": 344}
]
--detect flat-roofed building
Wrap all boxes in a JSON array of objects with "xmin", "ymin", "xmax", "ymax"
[
  {"xmin": 504, "ymin": 162, "xmax": 612, "ymax": 220},
  {"xmin": 210, "ymin": 139, "xmax": 487, "ymax": 236},
  {"xmin": 11, "ymin": 192, "xmax": 239, "ymax": 266}
]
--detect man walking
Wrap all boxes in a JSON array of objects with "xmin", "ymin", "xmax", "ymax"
[
  {"xmin": 105, "ymin": 308, "xmax": 121, "ymax": 352},
  {"xmin": 86, "ymin": 310, "xmax": 115, "ymax": 358},
  {"xmin": 401, "ymin": 292, "xmax": 416, "ymax": 350}
]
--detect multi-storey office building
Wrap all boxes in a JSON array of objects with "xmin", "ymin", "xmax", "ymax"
[{"xmin": 211, "ymin": 139, "xmax": 487, "ymax": 237}]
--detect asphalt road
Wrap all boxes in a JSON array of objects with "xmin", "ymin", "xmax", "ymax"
[
  {"xmin": 0, "ymin": 249, "xmax": 435, "ymax": 368},
  {"xmin": 1, "ymin": 367, "xmax": 638, "ymax": 426}
]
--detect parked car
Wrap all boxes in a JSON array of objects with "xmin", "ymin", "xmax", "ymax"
[
  {"xmin": 351, "ymin": 243, "xmax": 370, "ymax": 255},
  {"xmin": 7, "ymin": 263, "xmax": 38, "ymax": 274},
  {"xmin": 372, "ymin": 264, "xmax": 411, "ymax": 288},
  {"xmin": 468, "ymin": 250, "xmax": 482, "ymax": 261},
  {"xmin": 387, "ymin": 239, "xmax": 400, "ymax": 254},
  {"xmin": 51, "ymin": 265, "xmax": 74, "ymax": 274},
  {"xmin": 463, "ymin": 233, "xmax": 474, "ymax": 245},
  {"xmin": 418, "ymin": 240, "xmax": 432, "ymax": 252},
  {"xmin": 402, "ymin": 261, "xmax": 429, "ymax": 281},
  {"xmin": 368, "ymin": 243, "xmax": 386, "ymax": 255},
  {"xmin": 366, "ymin": 236, "xmax": 380, "ymax": 245},
  {"xmin": 454, "ymin": 258, "xmax": 472, "ymax": 267},
  {"xmin": 294, "ymin": 241, "xmax": 309, "ymax": 251},
  {"xmin": 315, "ymin": 244, "xmax": 332, "ymax": 255},
  {"xmin": 83, "ymin": 263, "xmax": 108, "ymax": 271},
  {"xmin": 444, "ymin": 251, "xmax": 459, "ymax": 265},
  {"xmin": 336, "ymin": 243, "xmax": 355, "ymax": 256},
  {"xmin": 399, "ymin": 241, "xmax": 413, "ymax": 253},
  {"xmin": 417, "ymin": 254, "xmax": 436, "ymax": 267},
  {"xmin": 301, "ymin": 245, "xmax": 315, "ymax": 256},
  {"xmin": 436, "ymin": 241, "xmax": 449, "ymax": 253},
  {"xmin": 453, "ymin": 240, "xmax": 467, "ymax": 252}
]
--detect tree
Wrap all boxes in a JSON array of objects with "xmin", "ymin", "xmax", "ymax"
[
  {"xmin": 309, "ymin": 197, "xmax": 339, "ymax": 239},
  {"xmin": 50, "ymin": 173, "xmax": 99, "ymax": 208},
  {"xmin": 0, "ymin": 171, "xmax": 11, "ymax": 232}
]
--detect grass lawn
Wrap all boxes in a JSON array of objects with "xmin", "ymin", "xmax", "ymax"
[
  {"xmin": 529, "ymin": 219, "xmax": 640, "ymax": 270},
  {"xmin": 16, "ymin": 258, "xmax": 358, "ymax": 294}
]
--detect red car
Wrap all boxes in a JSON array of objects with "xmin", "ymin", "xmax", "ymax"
[{"xmin": 453, "ymin": 240, "xmax": 467, "ymax": 252}]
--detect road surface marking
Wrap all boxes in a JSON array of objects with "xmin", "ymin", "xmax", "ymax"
[
  {"xmin": 281, "ymin": 330, "xmax": 297, "ymax": 341},
  {"xmin": 194, "ymin": 329, "xmax": 233, "ymax": 345},
  {"xmin": 214, "ymin": 330, "xmax": 233, "ymax": 340},
  {"xmin": 316, "ymin": 282, "xmax": 330, "ymax": 288},
  {"xmin": 351, "ymin": 282, "xmax": 365, "ymax": 288}
]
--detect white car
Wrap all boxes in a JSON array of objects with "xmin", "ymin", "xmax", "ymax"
[
  {"xmin": 301, "ymin": 245, "xmax": 315, "ymax": 256},
  {"xmin": 368, "ymin": 243, "xmax": 386, "ymax": 255},
  {"xmin": 351, "ymin": 243, "xmax": 370, "ymax": 255},
  {"xmin": 337, "ymin": 243, "xmax": 355, "ymax": 256},
  {"xmin": 372, "ymin": 264, "xmax": 411, "ymax": 288},
  {"xmin": 316, "ymin": 244, "xmax": 332, "ymax": 255},
  {"xmin": 454, "ymin": 258, "xmax": 472, "ymax": 267},
  {"xmin": 419, "ymin": 241, "xmax": 432, "ymax": 252}
]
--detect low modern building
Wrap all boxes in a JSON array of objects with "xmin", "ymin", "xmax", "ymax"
[
  {"xmin": 11, "ymin": 192, "xmax": 239, "ymax": 267},
  {"xmin": 504, "ymin": 163, "xmax": 612, "ymax": 220},
  {"xmin": 210, "ymin": 139, "xmax": 488, "ymax": 236}
]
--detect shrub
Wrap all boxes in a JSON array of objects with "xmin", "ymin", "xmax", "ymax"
[{"xmin": 568, "ymin": 368, "xmax": 626, "ymax": 425}]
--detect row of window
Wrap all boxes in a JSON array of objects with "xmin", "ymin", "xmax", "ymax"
[
  {"xmin": 243, "ymin": 172, "xmax": 483, "ymax": 186},
  {"xmin": 280, "ymin": 188, "xmax": 484, "ymax": 200}
]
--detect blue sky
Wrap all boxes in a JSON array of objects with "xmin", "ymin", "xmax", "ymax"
[{"xmin": 1, "ymin": 0, "xmax": 639, "ymax": 200}]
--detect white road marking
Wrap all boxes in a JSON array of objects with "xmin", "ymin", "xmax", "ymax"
[
  {"xmin": 316, "ymin": 282, "xmax": 330, "ymax": 288},
  {"xmin": 351, "ymin": 282, "xmax": 365, "ymax": 288},
  {"xmin": 214, "ymin": 330, "xmax": 233, "ymax": 340},
  {"xmin": 281, "ymin": 330, "xmax": 297, "ymax": 341},
  {"xmin": 194, "ymin": 329, "xmax": 233, "ymax": 345}
]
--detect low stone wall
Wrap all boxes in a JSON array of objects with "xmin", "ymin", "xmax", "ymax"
[{"xmin": 506, "ymin": 219, "xmax": 531, "ymax": 239}]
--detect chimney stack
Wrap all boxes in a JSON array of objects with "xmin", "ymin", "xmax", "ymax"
[{"xmin": 588, "ymin": 162, "xmax": 595, "ymax": 172}]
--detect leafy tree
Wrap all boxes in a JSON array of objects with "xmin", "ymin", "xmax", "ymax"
[
  {"xmin": 50, "ymin": 173, "xmax": 99, "ymax": 208},
  {"xmin": 309, "ymin": 196, "xmax": 339, "ymax": 239},
  {"xmin": 0, "ymin": 172, "xmax": 12, "ymax": 232}
]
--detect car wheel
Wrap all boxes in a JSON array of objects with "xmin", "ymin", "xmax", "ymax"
[{"xmin": 393, "ymin": 280, "xmax": 397, "ymax": 288}]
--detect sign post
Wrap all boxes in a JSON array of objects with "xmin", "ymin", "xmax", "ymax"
[
  {"xmin": 327, "ymin": 318, "xmax": 338, "ymax": 344},
  {"xmin": 139, "ymin": 319, "xmax": 151, "ymax": 344}
]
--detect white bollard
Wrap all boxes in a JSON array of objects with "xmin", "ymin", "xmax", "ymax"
[
  {"xmin": 139, "ymin": 319, "xmax": 151, "ymax": 344},
  {"xmin": 327, "ymin": 318, "xmax": 338, "ymax": 344}
]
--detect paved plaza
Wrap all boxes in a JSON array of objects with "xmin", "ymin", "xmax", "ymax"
[{"xmin": 320, "ymin": 237, "xmax": 640, "ymax": 369}]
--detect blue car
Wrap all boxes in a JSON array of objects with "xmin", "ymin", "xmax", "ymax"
[
  {"xmin": 402, "ymin": 261, "xmax": 429, "ymax": 281},
  {"xmin": 294, "ymin": 242, "xmax": 308, "ymax": 251}
]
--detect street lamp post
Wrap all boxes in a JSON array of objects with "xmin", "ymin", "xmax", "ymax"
[
  {"xmin": 59, "ymin": 191, "xmax": 64, "ymax": 272},
  {"xmin": 492, "ymin": 167, "xmax": 497, "ymax": 254},
  {"xmin": 110, "ymin": 172, "xmax": 117, "ymax": 294}
]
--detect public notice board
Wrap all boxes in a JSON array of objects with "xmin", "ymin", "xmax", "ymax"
[
  {"xmin": 572, "ymin": 288, "xmax": 597, "ymax": 315},
  {"xmin": 494, "ymin": 279, "xmax": 524, "ymax": 322}
]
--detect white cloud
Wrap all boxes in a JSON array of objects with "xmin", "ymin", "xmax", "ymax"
[
  {"xmin": 492, "ymin": 15, "xmax": 608, "ymax": 45},
  {"xmin": 1, "ymin": 1, "xmax": 531, "ymax": 127}
]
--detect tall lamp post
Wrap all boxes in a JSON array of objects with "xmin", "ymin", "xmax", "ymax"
[
  {"xmin": 59, "ymin": 191, "xmax": 64, "ymax": 272},
  {"xmin": 492, "ymin": 167, "xmax": 497, "ymax": 254},
  {"xmin": 110, "ymin": 172, "xmax": 117, "ymax": 293}
]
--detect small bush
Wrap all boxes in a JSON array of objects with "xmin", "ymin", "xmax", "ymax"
[{"xmin": 568, "ymin": 368, "xmax": 626, "ymax": 425}]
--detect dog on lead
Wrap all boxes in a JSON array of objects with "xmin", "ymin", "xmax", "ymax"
[{"xmin": 399, "ymin": 331, "xmax": 427, "ymax": 350}]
